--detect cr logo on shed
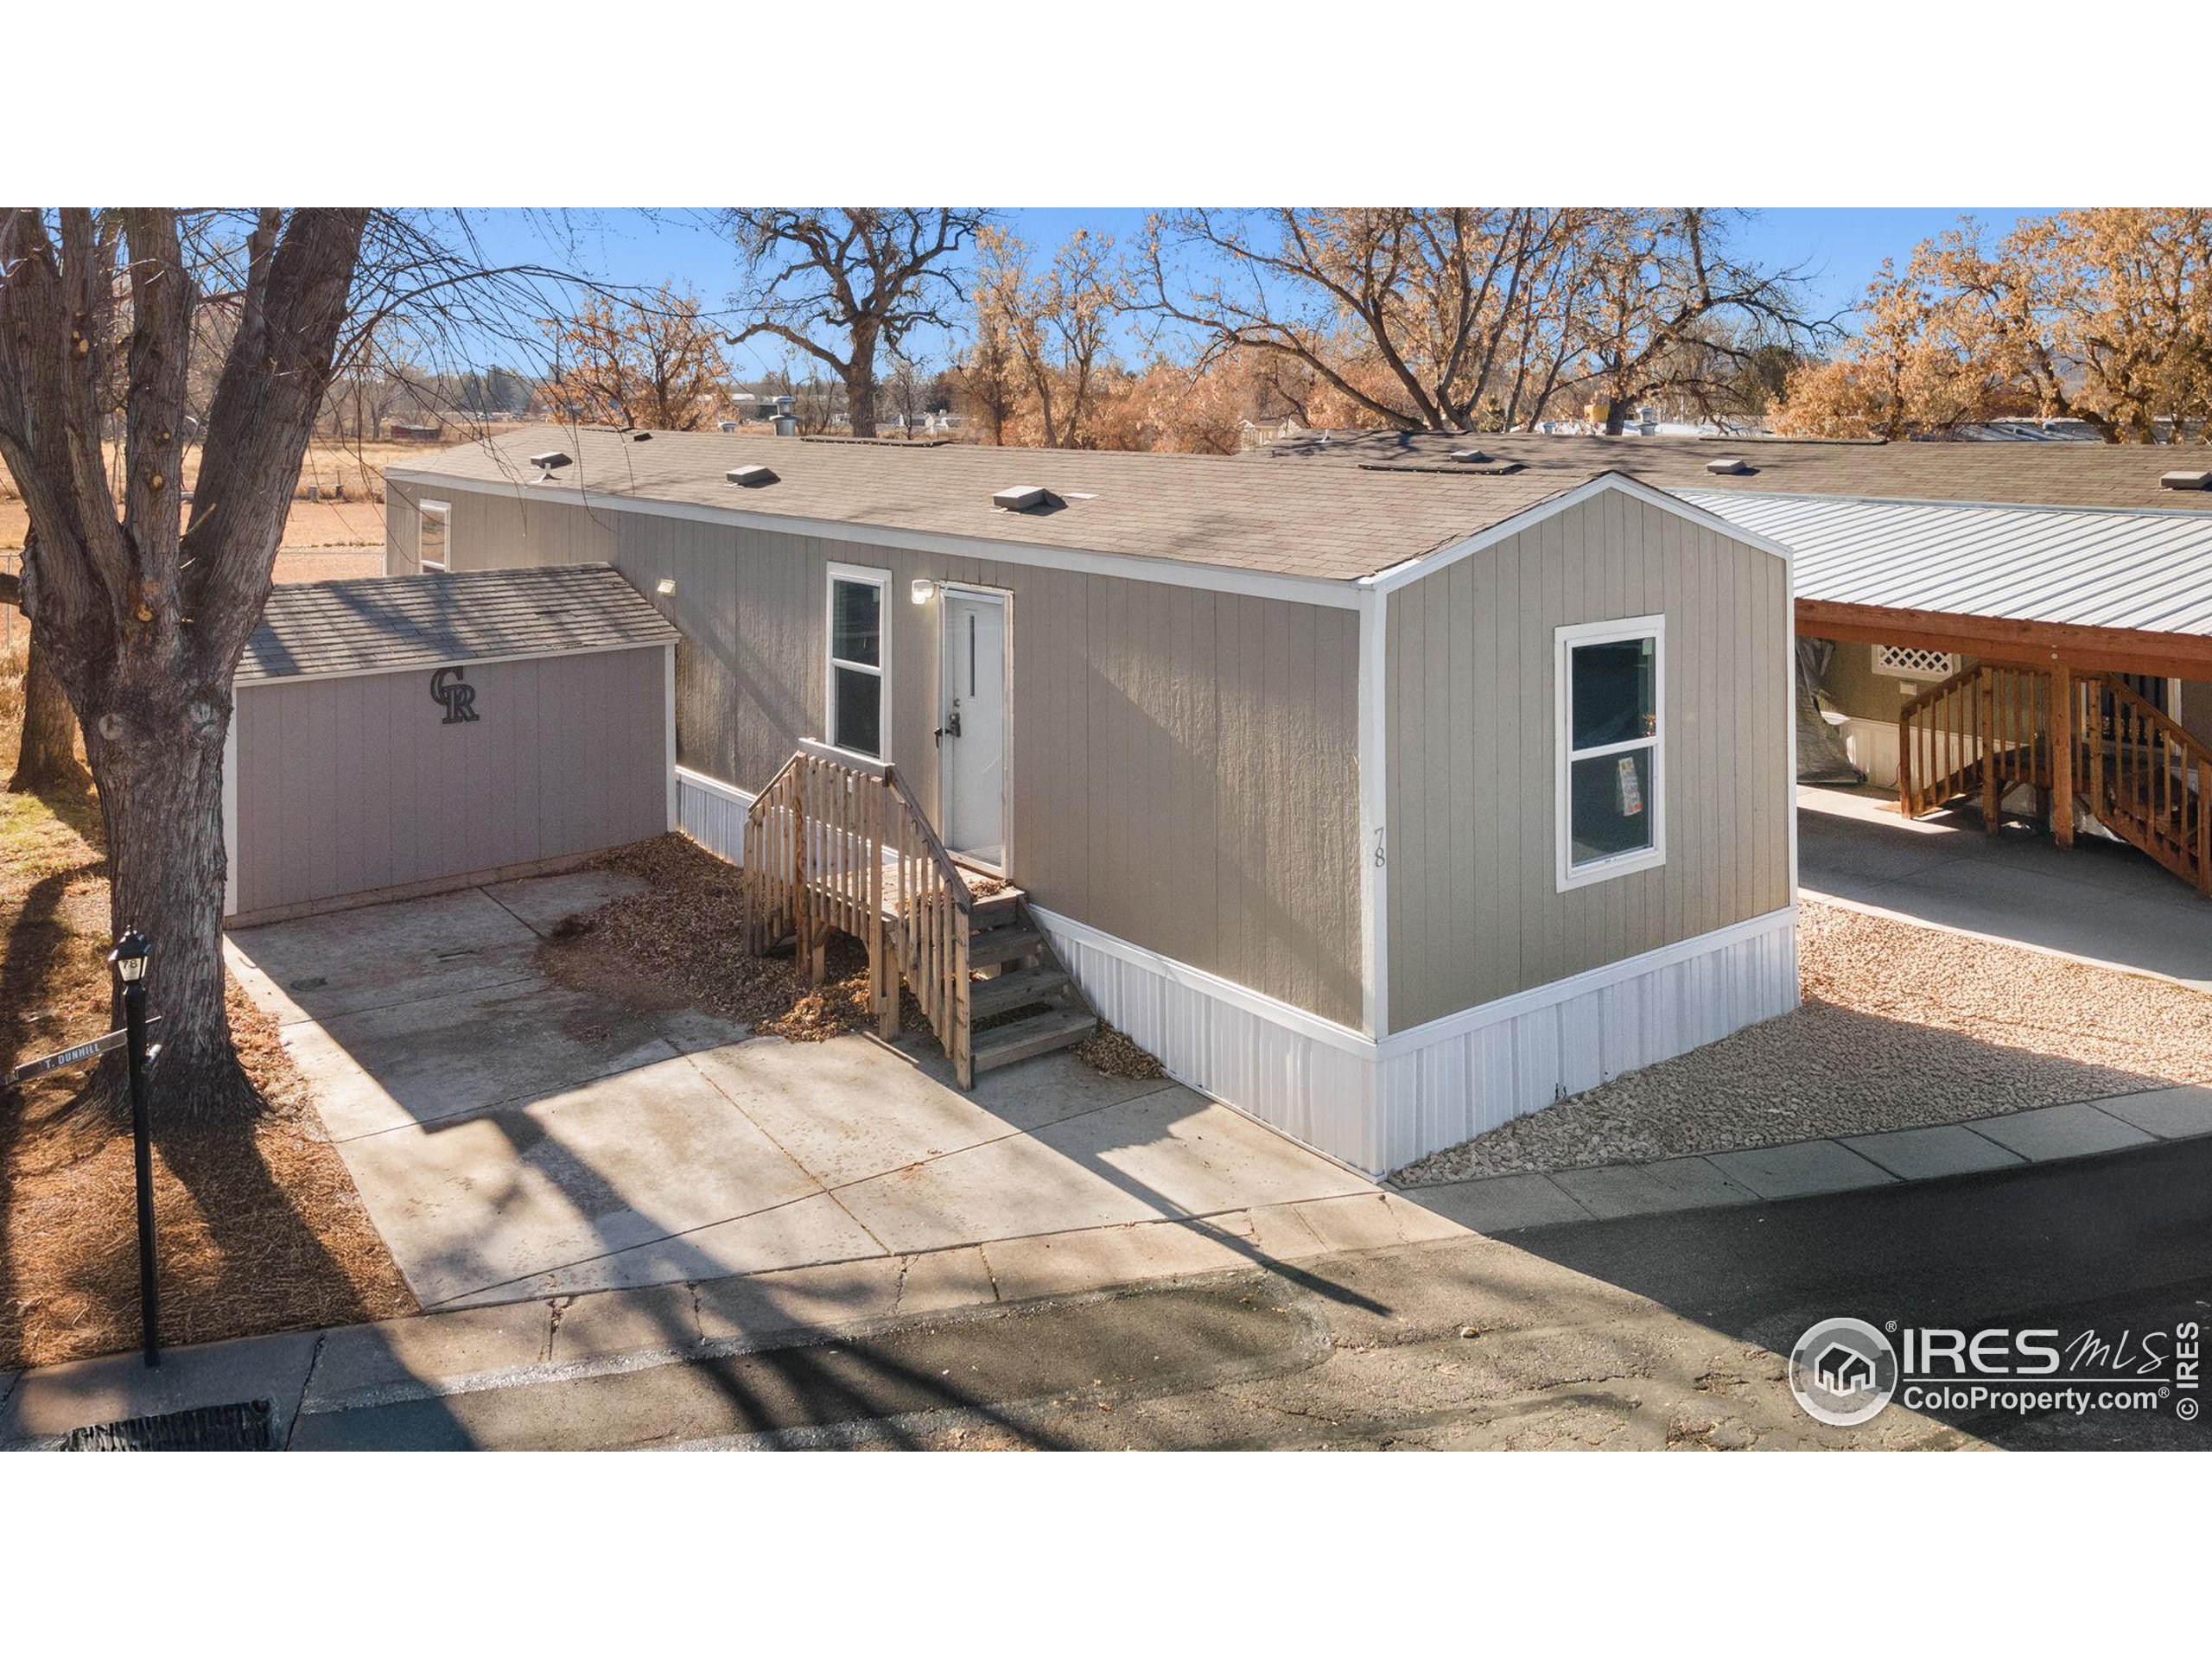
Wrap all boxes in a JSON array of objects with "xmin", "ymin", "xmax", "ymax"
[{"xmin": 429, "ymin": 665, "xmax": 479, "ymax": 725}]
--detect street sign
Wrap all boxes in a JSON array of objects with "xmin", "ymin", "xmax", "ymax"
[{"xmin": 4, "ymin": 1017, "xmax": 162, "ymax": 1090}]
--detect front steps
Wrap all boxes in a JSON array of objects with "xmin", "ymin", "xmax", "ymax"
[{"xmin": 960, "ymin": 882, "xmax": 1098, "ymax": 1076}]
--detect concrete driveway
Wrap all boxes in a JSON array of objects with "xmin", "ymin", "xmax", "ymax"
[
  {"xmin": 1798, "ymin": 785, "xmax": 2212, "ymax": 989},
  {"xmin": 227, "ymin": 874, "xmax": 1378, "ymax": 1310}
]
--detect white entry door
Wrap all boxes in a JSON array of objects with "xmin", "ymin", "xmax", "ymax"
[{"xmin": 940, "ymin": 590, "xmax": 1008, "ymax": 868}]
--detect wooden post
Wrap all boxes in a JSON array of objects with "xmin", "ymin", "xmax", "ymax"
[
  {"xmin": 791, "ymin": 766, "xmax": 818, "ymax": 985},
  {"xmin": 1897, "ymin": 702, "xmax": 1915, "ymax": 816},
  {"xmin": 2050, "ymin": 664, "xmax": 2075, "ymax": 849},
  {"xmin": 1978, "ymin": 671, "xmax": 1999, "ymax": 834}
]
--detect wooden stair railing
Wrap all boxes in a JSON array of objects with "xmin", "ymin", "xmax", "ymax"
[
  {"xmin": 1897, "ymin": 662, "xmax": 2051, "ymax": 825},
  {"xmin": 740, "ymin": 744, "xmax": 976, "ymax": 1081},
  {"xmin": 2078, "ymin": 674, "xmax": 2212, "ymax": 896},
  {"xmin": 736, "ymin": 744, "xmax": 1102, "ymax": 1084}
]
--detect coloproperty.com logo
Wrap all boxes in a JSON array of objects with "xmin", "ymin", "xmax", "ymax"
[{"xmin": 1789, "ymin": 1316, "xmax": 2202, "ymax": 1427}]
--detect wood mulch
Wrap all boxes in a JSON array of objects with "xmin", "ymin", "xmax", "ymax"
[
  {"xmin": 546, "ymin": 834, "xmax": 1172, "ymax": 1081},
  {"xmin": 1, "ymin": 639, "xmax": 414, "ymax": 1373}
]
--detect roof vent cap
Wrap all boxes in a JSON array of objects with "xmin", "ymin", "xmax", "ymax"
[
  {"xmin": 1449, "ymin": 448, "xmax": 1492, "ymax": 464},
  {"xmin": 2160, "ymin": 468, "xmax": 2212, "ymax": 492},
  {"xmin": 529, "ymin": 451, "xmax": 573, "ymax": 473},
  {"xmin": 1706, "ymin": 456, "xmax": 1755, "ymax": 476},
  {"xmin": 726, "ymin": 465, "xmax": 779, "ymax": 488},
  {"xmin": 993, "ymin": 484, "xmax": 1050, "ymax": 513}
]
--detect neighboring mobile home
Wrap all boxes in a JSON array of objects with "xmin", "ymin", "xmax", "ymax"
[{"xmin": 382, "ymin": 429, "xmax": 1797, "ymax": 1173}]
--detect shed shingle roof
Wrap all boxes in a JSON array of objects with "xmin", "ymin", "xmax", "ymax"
[
  {"xmin": 391, "ymin": 426, "xmax": 1604, "ymax": 583},
  {"xmin": 238, "ymin": 563, "xmax": 677, "ymax": 683},
  {"xmin": 1260, "ymin": 428, "xmax": 2212, "ymax": 513}
]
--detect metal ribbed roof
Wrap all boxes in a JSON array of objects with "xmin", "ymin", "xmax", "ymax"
[
  {"xmin": 1684, "ymin": 490, "xmax": 2212, "ymax": 638},
  {"xmin": 238, "ymin": 563, "xmax": 678, "ymax": 682}
]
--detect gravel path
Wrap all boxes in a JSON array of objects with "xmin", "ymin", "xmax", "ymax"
[{"xmin": 1393, "ymin": 899, "xmax": 2212, "ymax": 1185}]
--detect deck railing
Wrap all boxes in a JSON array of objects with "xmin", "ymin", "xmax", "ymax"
[
  {"xmin": 2084, "ymin": 673, "xmax": 2212, "ymax": 895},
  {"xmin": 740, "ymin": 743, "xmax": 975, "ymax": 1077},
  {"xmin": 1897, "ymin": 662, "xmax": 2050, "ymax": 820},
  {"xmin": 1899, "ymin": 662, "xmax": 2207, "ymax": 895}
]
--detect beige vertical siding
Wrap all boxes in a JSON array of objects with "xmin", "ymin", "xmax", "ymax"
[
  {"xmin": 387, "ymin": 480, "xmax": 1363, "ymax": 1026},
  {"xmin": 1384, "ymin": 492, "xmax": 1792, "ymax": 1033},
  {"xmin": 232, "ymin": 645, "xmax": 669, "ymax": 917}
]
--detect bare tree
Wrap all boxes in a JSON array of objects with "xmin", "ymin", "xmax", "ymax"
[
  {"xmin": 543, "ymin": 284, "xmax": 733, "ymax": 430},
  {"xmin": 0, "ymin": 208, "xmax": 586, "ymax": 1122},
  {"xmin": 1561, "ymin": 209, "xmax": 1817, "ymax": 434},
  {"xmin": 726, "ymin": 209, "xmax": 984, "ymax": 438},
  {"xmin": 976, "ymin": 225, "xmax": 1128, "ymax": 448},
  {"xmin": 1134, "ymin": 208, "xmax": 1584, "ymax": 433}
]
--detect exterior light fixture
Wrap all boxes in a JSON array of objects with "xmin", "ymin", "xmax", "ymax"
[
  {"xmin": 911, "ymin": 578, "xmax": 936, "ymax": 607},
  {"xmin": 110, "ymin": 928, "xmax": 150, "ymax": 983}
]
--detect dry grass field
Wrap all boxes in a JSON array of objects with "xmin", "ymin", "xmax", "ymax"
[{"xmin": 0, "ymin": 429, "xmax": 523, "ymax": 552}]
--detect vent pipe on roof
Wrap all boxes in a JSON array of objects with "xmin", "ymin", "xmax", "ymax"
[{"xmin": 2160, "ymin": 468, "xmax": 2212, "ymax": 493}]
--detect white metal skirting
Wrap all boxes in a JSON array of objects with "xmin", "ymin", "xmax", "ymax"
[
  {"xmin": 1371, "ymin": 907, "xmax": 1799, "ymax": 1173},
  {"xmin": 1035, "ymin": 903, "xmax": 1799, "ymax": 1178},
  {"xmin": 677, "ymin": 767, "xmax": 753, "ymax": 863}
]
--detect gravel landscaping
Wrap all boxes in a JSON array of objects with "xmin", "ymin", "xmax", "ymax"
[{"xmin": 1393, "ymin": 899, "xmax": 2212, "ymax": 1185}]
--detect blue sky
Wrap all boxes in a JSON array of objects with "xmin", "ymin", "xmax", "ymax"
[{"xmin": 467, "ymin": 207, "xmax": 2032, "ymax": 381}]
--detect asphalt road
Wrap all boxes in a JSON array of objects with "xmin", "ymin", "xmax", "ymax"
[{"xmin": 296, "ymin": 1137, "xmax": 2212, "ymax": 1450}]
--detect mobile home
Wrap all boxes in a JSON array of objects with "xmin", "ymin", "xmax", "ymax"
[{"xmin": 382, "ymin": 429, "xmax": 1798, "ymax": 1173}]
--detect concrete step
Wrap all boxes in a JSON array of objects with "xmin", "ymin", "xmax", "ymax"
[
  {"xmin": 970, "ymin": 1007, "xmax": 1097, "ymax": 1073},
  {"xmin": 969, "ymin": 965, "xmax": 1072, "ymax": 1020}
]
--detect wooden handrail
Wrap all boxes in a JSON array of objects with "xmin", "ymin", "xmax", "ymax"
[
  {"xmin": 2087, "ymin": 673, "xmax": 2211, "ymax": 895},
  {"xmin": 740, "ymin": 746, "xmax": 977, "ymax": 1078}
]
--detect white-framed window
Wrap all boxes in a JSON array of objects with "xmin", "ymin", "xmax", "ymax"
[
  {"xmin": 1556, "ymin": 615, "xmax": 1665, "ymax": 891},
  {"xmin": 824, "ymin": 563, "xmax": 891, "ymax": 760},
  {"xmin": 1872, "ymin": 643, "xmax": 1959, "ymax": 679},
  {"xmin": 417, "ymin": 499, "xmax": 451, "ymax": 573}
]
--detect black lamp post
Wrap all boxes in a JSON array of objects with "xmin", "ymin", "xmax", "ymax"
[{"xmin": 108, "ymin": 928, "xmax": 158, "ymax": 1370}]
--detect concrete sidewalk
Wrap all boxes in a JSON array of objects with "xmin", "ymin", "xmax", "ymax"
[
  {"xmin": 1797, "ymin": 785, "xmax": 2212, "ymax": 990},
  {"xmin": 0, "ymin": 1186, "xmax": 1460, "ymax": 1449},
  {"xmin": 1395, "ymin": 1083, "xmax": 2212, "ymax": 1233}
]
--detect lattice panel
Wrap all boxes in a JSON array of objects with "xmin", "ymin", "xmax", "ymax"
[{"xmin": 1873, "ymin": 644, "xmax": 1961, "ymax": 679}]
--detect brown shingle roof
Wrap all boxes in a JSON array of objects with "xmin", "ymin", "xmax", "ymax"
[
  {"xmin": 238, "ymin": 563, "xmax": 677, "ymax": 683},
  {"xmin": 1260, "ymin": 429, "xmax": 2212, "ymax": 513},
  {"xmin": 391, "ymin": 426, "xmax": 1607, "ymax": 583}
]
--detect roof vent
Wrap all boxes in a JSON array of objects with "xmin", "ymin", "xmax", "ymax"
[
  {"xmin": 1706, "ymin": 457, "xmax": 1756, "ymax": 476},
  {"xmin": 1449, "ymin": 448, "xmax": 1492, "ymax": 464},
  {"xmin": 726, "ymin": 466, "xmax": 779, "ymax": 488},
  {"xmin": 529, "ymin": 451, "xmax": 573, "ymax": 473},
  {"xmin": 993, "ymin": 484, "xmax": 1050, "ymax": 513},
  {"xmin": 2160, "ymin": 468, "xmax": 2212, "ymax": 493}
]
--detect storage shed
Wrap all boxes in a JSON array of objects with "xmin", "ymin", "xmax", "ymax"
[{"xmin": 223, "ymin": 563, "xmax": 678, "ymax": 925}]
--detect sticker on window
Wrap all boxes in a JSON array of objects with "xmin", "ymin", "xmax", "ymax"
[{"xmin": 1616, "ymin": 754, "xmax": 1644, "ymax": 816}]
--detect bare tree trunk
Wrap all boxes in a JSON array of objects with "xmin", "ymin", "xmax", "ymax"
[
  {"xmin": 10, "ymin": 620, "xmax": 84, "ymax": 792},
  {"xmin": 844, "ymin": 364, "xmax": 878, "ymax": 437},
  {"xmin": 83, "ymin": 674, "xmax": 247, "ymax": 1117}
]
